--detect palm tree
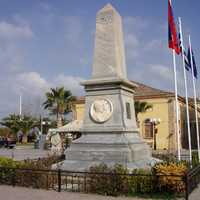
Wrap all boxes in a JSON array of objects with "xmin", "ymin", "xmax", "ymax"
[
  {"xmin": 135, "ymin": 101, "xmax": 152, "ymax": 122},
  {"xmin": 0, "ymin": 114, "xmax": 37, "ymax": 136},
  {"xmin": 43, "ymin": 87, "xmax": 76, "ymax": 127}
]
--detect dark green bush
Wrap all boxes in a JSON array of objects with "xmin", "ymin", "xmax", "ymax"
[
  {"xmin": 88, "ymin": 163, "xmax": 152, "ymax": 196},
  {"xmin": 0, "ymin": 155, "xmax": 63, "ymax": 189},
  {"xmin": 20, "ymin": 155, "xmax": 63, "ymax": 169},
  {"xmin": 0, "ymin": 157, "xmax": 24, "ymax": 185},
  {"xmin": 128, "ymin": 169, "xmax": 153, "ymax": 194},
  {"xmin": 192, "ymin": 151, "xmax": 199, "ymax": 167}
]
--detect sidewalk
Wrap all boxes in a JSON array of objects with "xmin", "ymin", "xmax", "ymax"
[
  {"xmin": 188, "ymin": 184, "xmax": 200, "ymax": 200},
  {"xmin": 0, "ymin": 186, "xmax": 149, "ymax": 200}
]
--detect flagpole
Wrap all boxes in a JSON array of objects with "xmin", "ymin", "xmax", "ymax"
[
  {"xmin": 189, "ymin": 35, "xmax": 200, "ymax": 162},
  {"xmin": 19, "ymin": 94, "xmax": 22, "ymax": 120},
  {"xmin": 172, "ymin": 48, "xmax": 181, "ymax": 161},
  {"xmin": 178, "ymin": 17, "xmax": 192, "ymax": 163},
  {"xmin": 168, "ymin": 0, "xmax": 181, "ymax": 160}
]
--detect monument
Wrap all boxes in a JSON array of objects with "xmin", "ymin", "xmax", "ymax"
[
  {"xmin": 46, "ymin": 129, "xmax": 62, "ymax": 154},
  {"xmin": 60, "ymin": 3, "xmax": 157, "ymax": 171}
]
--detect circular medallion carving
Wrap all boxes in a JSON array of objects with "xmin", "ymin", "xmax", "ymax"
[{"xmin": 90, "ymin": 98, "xmax": 113, "ymax": 123}]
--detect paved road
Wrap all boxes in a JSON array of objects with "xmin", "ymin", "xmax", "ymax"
[
  {"xmin": 188, "ymin": 184, "xmax": 200, "ymax": 200},
  {"xmin": 0, "ymin": 186, "xmax": 144, "ymax": 200},
  {"xmin": 0, "ymin": 148, "xmax": 51, "ymax": 160}
]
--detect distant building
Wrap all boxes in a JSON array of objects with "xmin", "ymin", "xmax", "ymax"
[{"xmin": 72, "ymin": 81, "xmax": 200, "ymax": 153}]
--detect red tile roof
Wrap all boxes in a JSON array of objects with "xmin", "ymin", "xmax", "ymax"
[
  {"xmin": 75, "ymin": 80, "xmax": 174, "ymax": 103},
  {"xmin": 131, "ymin": 81, "xmax": 174, "ymax": 99}
]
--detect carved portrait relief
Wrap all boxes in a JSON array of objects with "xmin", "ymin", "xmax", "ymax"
[{"xmin": 90, "ymin": 98, "xmax": 113, "ymax": 123}]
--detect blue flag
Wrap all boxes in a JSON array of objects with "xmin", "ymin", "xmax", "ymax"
[
  {"xmin": 188, "ymin": 48, "xmax": 198, "ymax": 79},
  {"xmin": 184, "ymin": 50, "xmax": 191, "ymax": 71},
  {"xmin": 178, "ymin": 33, "xmax": 191, "ymax": 71}
]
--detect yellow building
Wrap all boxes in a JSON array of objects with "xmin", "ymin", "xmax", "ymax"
[{"xmin": 72, "ymin": 81, "xmax": 199, "ymax": 153}]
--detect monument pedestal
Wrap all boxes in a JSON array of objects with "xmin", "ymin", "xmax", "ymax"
[
  {"xmin": 59, "ymin": 79, "xmax": 157, "ymax": 171},
  {"xmin": 60, "ymin": 133, "xmax": 157, "ymax": 171}
]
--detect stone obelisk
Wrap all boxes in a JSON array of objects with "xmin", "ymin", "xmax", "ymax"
[{"xmin": 61, "ymin": 3, "xmax": 156, "ymax": 171}]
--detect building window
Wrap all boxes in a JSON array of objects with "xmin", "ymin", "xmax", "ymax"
[
  {"xmin": 126, "ymin": 102, "xmax": 131, "ymax": 119},
  {"xmin": 143, "ymin": 120, "xmax": 153, "ymax": 139}
]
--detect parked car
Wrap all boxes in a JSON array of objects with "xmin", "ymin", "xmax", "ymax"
[
  {"xmin": 4, "ymin": 137, "xmax": 16, "ymax": 149},
  {"xmin": 0, "ymin": 137, "xmax": 6, "ymax": 148}
]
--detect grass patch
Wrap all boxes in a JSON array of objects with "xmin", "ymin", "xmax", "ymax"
[{"xmin": 16, "ymin": 142, "xmax": 34, "ymax": 146}]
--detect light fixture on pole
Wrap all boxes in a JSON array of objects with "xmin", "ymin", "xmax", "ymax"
[{"xmin": 150, "ymin": 118, "xmax": 161, "ymax": 150}]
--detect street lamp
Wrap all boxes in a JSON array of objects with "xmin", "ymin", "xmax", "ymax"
[
  {"xmin": 41, "ymin": 120, "xmax": 51, "ymax": 135},
  {"xmin": 150, "ymin": 118, "xmax": 161, "ymax": 150}
]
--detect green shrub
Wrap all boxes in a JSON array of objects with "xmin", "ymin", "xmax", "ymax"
[
  {"xmin": 0, "ymin": 157, "xmax": 23, "ymax": 168},
  {"xmin": 0, "ymin": 155, "xmax": 63, "ymax": 189},
  {"xmin": 0, "ymin": 157, "xmax": 23, "ymax": 185},
  {"xmin": 88, "ymin": 163, "xmax": 152, "ymax": 196},
  {"xmin": 128, "ymin": 169, "xmax": 153, "ymax": 194},
  {"xmin": 192, "ymin": 151, "xmax": 199, "ymax": 167},
  {"xmin": 89, "ymin": 163, "xmax": 128, "ymax": 196},
  {"xmin": 20, "ymin": 155, "xmax": 63, "ymax": 169}
]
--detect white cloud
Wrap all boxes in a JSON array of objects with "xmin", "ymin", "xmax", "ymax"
[
  {"xmin": 0, "ymin": 19, "xmax": 34, "ymax": 73},
  {"xmin": 123, "ymin": 16, "xmax": 149, "ymax": 61},
  {"xmin": 124, "ymin": 33, "xmax": 139, "ymax": 59},
  {"xmin": 0, "ymin": 44, "xmax": 25, "ymax": 73},
  {"xmin": 15, "ymin": 72, "xmax": 50, "ymax": 96},
  {"xmin": 54, "ymin": 74, "xmax": 84, "ymax": 95},
  {"xmin": 0, "ymin": 21, "xmax": 33, "ymax": 41},
  {"xmin": 123, "ymin": 15, "xmax": 180, "ymax": 93},
  {"xmin": 144, "ymin": 39, "xmax": 164, "ymax": 52},
  {"xmin": 14, "ymin": 72, "xmax": 84, "ymax": 100},
  {"xmin": 0, "ymin": 68, "xmax": 85, "ymax": 118},
  {"xmin": 149, "ymin": 64, "xmax": 172, "ymax": 82}
]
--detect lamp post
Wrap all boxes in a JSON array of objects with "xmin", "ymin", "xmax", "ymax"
[
  {"xmin": 150, "ymin": 118, "xmax": 161, "ymax": 150},
  {"xmin": 40, "ymin": 117, "xmax": 51, "ymax": 135}
]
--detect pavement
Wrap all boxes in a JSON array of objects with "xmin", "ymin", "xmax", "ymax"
[
  {"xmin": 0, "ymin": 148, "xmax": 51, "ymax": 160},
  {"xmin": 188, "ymin": 184, "xmax": 200, "ymax": 200},
  {"xmin": 0, "ymin": 186, "xmax": 144, "ymax": 200}
]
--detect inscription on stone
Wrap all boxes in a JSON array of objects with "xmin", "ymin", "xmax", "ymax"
[
  {"xmin": 126, "ymin": 102, "xmax": 131, "ymax": 119},
  {"xmin": 96, "ymin": 11, "xmax": 113, "ymax": 24}
]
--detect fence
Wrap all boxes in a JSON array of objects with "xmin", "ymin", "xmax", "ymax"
[
  {"xmin": 186, "ymin": 164, "xmax": 200, "ymax": 199},
  {"xmin": 0, "ymin": 167, "xmax": 187, "ymax": 198},
  {"xmin": 1, "ymin": 165, "xmax": 200, "ymax": 199}
]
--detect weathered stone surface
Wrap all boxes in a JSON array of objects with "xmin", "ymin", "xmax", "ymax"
[
  {"xmin": 60, "ymin": 4, "xmax": 158, "ymax": 172},
  {"xmin": 92, "ymin": 3, "xmax": 127, "ymax": 80},
  {"xmin": 81, "ymin": 82, "xmax": 138, "ymax": 133}
]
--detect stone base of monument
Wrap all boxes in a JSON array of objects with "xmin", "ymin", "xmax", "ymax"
[{"xmin": 55, "ymin": 133, "xmax": 158, "ymax": 171}]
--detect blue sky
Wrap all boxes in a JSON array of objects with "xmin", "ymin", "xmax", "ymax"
[{"xmin": 0, "ymin": 0, "xmax": 199, "ymax": 118}]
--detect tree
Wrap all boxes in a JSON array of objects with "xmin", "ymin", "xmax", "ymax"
[
  {"xmin": 135, "ymin": 101, "xmax": 152, "ymax": 122},
  {"xmin": 0, "ymin": 114, "xmax": 38, "ymax": 136},
  {"xmin": 0, "ymin": 127, "xmax": 10, "ymax": 137},
  {"xmin": 43, "ymin": 87, "xmax": 75, "ymax": 127}
]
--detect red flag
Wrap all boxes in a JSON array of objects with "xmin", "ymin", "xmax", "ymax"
[{"xmin": 168, "ymin": 0, "xmax": 180, "ymax": 54}]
